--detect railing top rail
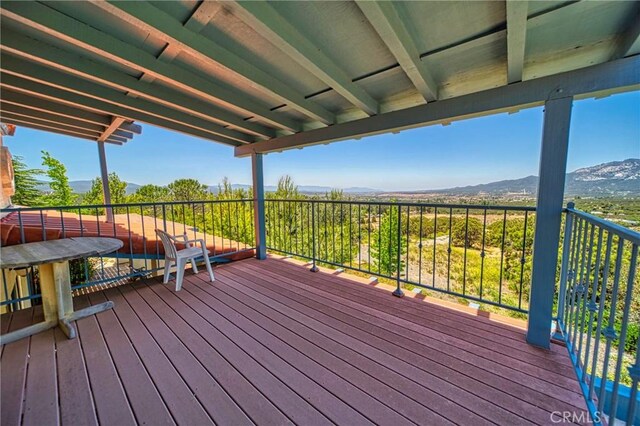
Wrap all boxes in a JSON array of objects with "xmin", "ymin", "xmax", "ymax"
[
  {"xmin": 0, "ymin": 199, "xmax": 253, "ymax": 212},
  {"xmin": 265, "ymin": 198, "xmax": 536, "ymax": 211},
  {"xmin": 566, "ymin": 206, "xmax": 640, "ymax": 245}
]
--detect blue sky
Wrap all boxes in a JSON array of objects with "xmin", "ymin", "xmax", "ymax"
[{"xmin": 4, "ymin": 91, "xmax": 639, "ymax": 191}]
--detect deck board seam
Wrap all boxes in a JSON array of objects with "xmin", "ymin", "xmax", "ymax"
[
  {"xmin": 251, "ymin": 261, "xmax": 575, "ymax": 375},
  {"xmin": 180, "ymin": 276, "xmax": 420, "ymax": 426},
  {"xmin": 110, "ymin": 286, "xmax": 216, "ymax": 426},
  {"xmin": 144, "ymin": 279, "xmax": 324, "ymax": 425},
  {"xmin": 139, "ymin": 279, "xmax": 291, "ymax": 426},
  {"xmin": 183, "ymin": 273, "xmax": 455, "ymax": 425},
  {"xmin": 210, "ymin": 267, "xmax": 585, "ymax": 419},
  {"xmin": 219, "ymin": 264, "xmax": 588, "ymax": 420},
  {"xmin": 160, "ymin": 281, "xmax": 353, "ymax": 425},
  {"xmin": 262, "ymin": 259, "xmax": 569, "ymax": 362},
  {"xmin": 74, "ymin": 305, "xmax": 104, "ymax": 426},
  {"xmin": 79, "ymin": 294, "xmax": 140, "ymax": 426},
  {"xmin": 207, "ymin": 268, "xmax": 495, "ymax": 425},
  {"xmin": 93, "ymin": 289, "xmax": 180, "ymax": 426},
  {"xmin": 228, "ymin": 271, "xmax": 572, "ymax": 392},
  {"xmin": 125, "ymin": 283, "xmax": 256, "ymax": 425},
  {"xmin": 20, "ymin": 309, "xmax": 35, "ymax": 426}
]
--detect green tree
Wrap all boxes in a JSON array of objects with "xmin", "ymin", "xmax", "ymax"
[
  {"xmin": 130, "ymin": 184, "xmax": 170, "ymax": 204},
  {"xmin": 11, "ymin": 156, "xmax": 42, "ymax": 206},
  {"xmin": 167, "ymin": 178, "xmax": 209, "ymax": 201},
  {"xmin": 451, "ymin": 216, "xmax": 483, "ymax": 248},
  {"xmin": 82, "ymin": 173, "xmax": 128, "ymax": 210},
  {"xmin": 371, "ymin": 205, "xmax": 406, "ymax": 276},
  {"xmin": 40, "ymin": 151, "xmax": 74, "ymax": 206}
]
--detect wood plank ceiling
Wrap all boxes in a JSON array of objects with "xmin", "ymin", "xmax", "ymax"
[{"xmin": 0, "ymin": 1, "xmax": 638, "ymax": 150}]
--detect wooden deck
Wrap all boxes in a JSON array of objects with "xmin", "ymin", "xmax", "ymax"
[{"xmin": 0, "ymin": 256, "xmax": 589, "ymax": 426}]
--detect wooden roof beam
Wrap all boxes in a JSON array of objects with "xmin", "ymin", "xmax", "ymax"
[
  {"xmin": 0, "ymin": 110, "xmax": 131, "ymax": 140},
  {"xmin": 0, "ymin": 105, "xmax": 133, "ymax": 139},
  {"xmin": 231, "ymin": 1, "xmax": 379, "ymax": 116},
  {"xmin": 0, "ymin": 73, "xmax": 243, "ymax": 147},
  {"xmin": 612, "ymin": 9, "xmax": 640, "ymax": 59},
  {"xmin": 1, "ymin": 116, "xmax": 124, "ymax": 144},
  {"xmin": 139, "ymin": 1, "xmax": 222, "ymax": 83},
  {"xmin": 93, "ymin": 1, "xmax": 335, "ymax": 125},
  {"xmin": 0, "ymin": 54, "xmax": 251, "ymax": 145},
  {"xmin": 0, "ymin": 29, "xmax": 272, "ymax": 139},
  {"xmin": 98, "ymin": 117, "xmax": 126, "ymax": 142},
  {"xmin": 506, "ymin": 0, "xmax": 529, "ymax": 84},
  {"xmin": 236, "ymin": 56, "xmax": 640, "ymax": 156},
  {"xmin": 0, "ymin": 1, "xmax": 300, "ymax": 132},
  {"xmin": 356, "ymin": 0, "xmax": 439, "ymax": 102}
]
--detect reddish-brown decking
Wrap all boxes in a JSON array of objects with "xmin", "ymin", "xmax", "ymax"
[
  {"xmin": 1, "ymin": 256, "xmax": 588, "ymax": 426},
  {"xmin": 0, "ymin": 210, "xmax": 254, "ymax": 261}
]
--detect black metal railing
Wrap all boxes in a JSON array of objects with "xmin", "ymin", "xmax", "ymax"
[
  {"xmin": 0, "ymin": 199, "xmax": 255, "ymax": 310},
  {"xmin": 557, "ymin": 204, "xmax": 639, "ymax": 425},
  {"xmin": 264, "ymin": 199, "xmax": 536, "ymax": 313}
]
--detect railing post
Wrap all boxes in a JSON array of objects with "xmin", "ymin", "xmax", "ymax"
[
  {"xmin": 393, "ymin": 205, "xmax": 404, "ymax": 298},
  {"xmin": 251, "ymin": 153, "xmax": 266, "ymax": 260},
  {"xmin": 556, "ymin": 202, "xmax": 575, "ymax": 332},
  {"xmin": 310, "ymin": 201, "xmax": 319, "ymax": 272},
  {"xmin": 526, "ymin": 96, "xmax": 573, "ymax": 349},
  {"xmin": 97, "ymin": 141, "xmax": 114, "ymax": 223}
]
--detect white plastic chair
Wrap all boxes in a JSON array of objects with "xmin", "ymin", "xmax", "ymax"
[{"xmin": 156, "ymin": 229, "xmax": 215, "ymax": 291}]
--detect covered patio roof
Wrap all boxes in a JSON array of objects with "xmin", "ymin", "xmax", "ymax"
[{"xmin": 1, "ymin": 1, "xmax": 638, "ymax": 153}]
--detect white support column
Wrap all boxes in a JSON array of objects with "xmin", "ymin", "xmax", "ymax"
[
  {"xmin": 97, "ymin": 141, "xmax": 114, "ymax": 222},
  {"xmin": 252, "ymin": 153, "xmax": 267, "ymax": 259},
  {"xmin": 527, "ymin": 96, "xmax": 573, "ymax": 349}
]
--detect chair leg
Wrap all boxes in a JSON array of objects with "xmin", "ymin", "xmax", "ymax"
[
  {"xmin": 202, "ymin": 248, "xmax": 215, "ymax": 282},
  {"xmin": 190, "ymin": 258, "xmax": 199, "ymax": 274},
  {"xmin": 163, "ymin": 260, "xmax": 173, "ymax": 284},
  {"xmin": 175, "ymin": 258, "xmax": 187, "ymax": 291}
]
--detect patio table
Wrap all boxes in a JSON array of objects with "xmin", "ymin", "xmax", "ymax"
[{"xmin": 0, "ymin": 237, "xmax": 123, "ymax": 345}]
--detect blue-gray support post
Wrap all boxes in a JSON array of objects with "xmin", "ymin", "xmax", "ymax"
[
  {"xmin": 252, "ymin": 152, "xmax": 267, "ymax": 260},
  {"xmin": 527, "ymin": 96, "xmax": 573, "ymax": 349},
  {"xmin": 97, "ymin": 141, "xmax": 113, "ymax": 223}
]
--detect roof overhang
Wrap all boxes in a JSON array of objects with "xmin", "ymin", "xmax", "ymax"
[{"xmin": 0, "ymin": 1, "xmax": 638, "ymax": 153}]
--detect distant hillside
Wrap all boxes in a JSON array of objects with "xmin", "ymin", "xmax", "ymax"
[
  {"xmin": 209, "ymin": 184, "xmax": 382, "ymax": 194},
  {"xmin": 36, "ymin": 180, "xmax": 141, "ymax": 195},
  {"xmin": 388, "ymin": 159, "xmax": 640, "ymax": 197}
]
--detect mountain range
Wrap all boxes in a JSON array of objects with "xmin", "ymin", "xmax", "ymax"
[
  {"xmin": 397, "ymin": 158, "xmax": 639, "ymax": 197},
  {"xmin": 36, "ymin": 159, "xmax": 639, "ymax": 197}
]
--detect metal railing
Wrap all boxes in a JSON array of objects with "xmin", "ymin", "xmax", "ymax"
[
  {"xmin": 557, "ymin": 203, "xmax": 639, "ymax": 425},
  {"xmin": 265, "ymin": 199, "xmax": 536, "ymax": 313},
  {"xmin": 0, "ymin": 199, "xmax": 255, "ymax": 311}
]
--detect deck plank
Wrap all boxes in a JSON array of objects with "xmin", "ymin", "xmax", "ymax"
[
  {"xmin": 54, "ymin": 324, "xmax": 98, "ymax": 426},
  {"xmin": 216, "ymin": 265, "xmax": 529, "ymax": 425},
  {"xmin": 1, "ymin": 308, "xmax": 34, "ymax": 426},
  {"xmin": 117, "ymin": 284, "xmax": 253, "ymax": 425},
  {"xmin": 0, "ymin": 257, "xmax": 590, "ymax": 425},
  {"xmin": 257, "ymin": 259, "xmax": 575, "ymax": 376},
  {"xmin": 209, "ymin": 268, "xmax": 491, "ymax": 425},
  {"xmin": 74, "ymin": 296, "xmax": 137, "ymax": 426},
  {"xmin": 147, "ymin": 282, "xmax": 331, "ymax": 426},
  {"xmin": 133, "ymin": 281, "xmax": 292, "ymax": 426},
  {"xmin": 22, "ymin": 307, "xmax": 58, "ymax": 426},
  {"xmin": 162, "ymin": 283, "xmax": 372, "ymax": 425},
  {"xmin": 181, "ymin": 277, "xmax": 415, "ymax": 426},
  {"xmin": 237, "ymin": 261, "xmax": 586, "ymax": 407},
  {"xmin": 183, "ymin": 274, "xmax": 450, "ymax": 426},
  {"xmin": 87, "ymin": 291, "xmax": 175, "ymax": 426},
  {"xmin": 100, "ymin": 287, "xmax": 214, "ymax": 426}
]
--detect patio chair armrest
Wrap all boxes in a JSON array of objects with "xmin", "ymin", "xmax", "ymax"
[{"xmin": 183, "ymin": 238, "xmax": 210, "ymax": 254}]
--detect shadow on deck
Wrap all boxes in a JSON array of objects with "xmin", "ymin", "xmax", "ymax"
[{"xmin": 0, "ymin": 256, "xmax": 588, "ymax": 425}]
